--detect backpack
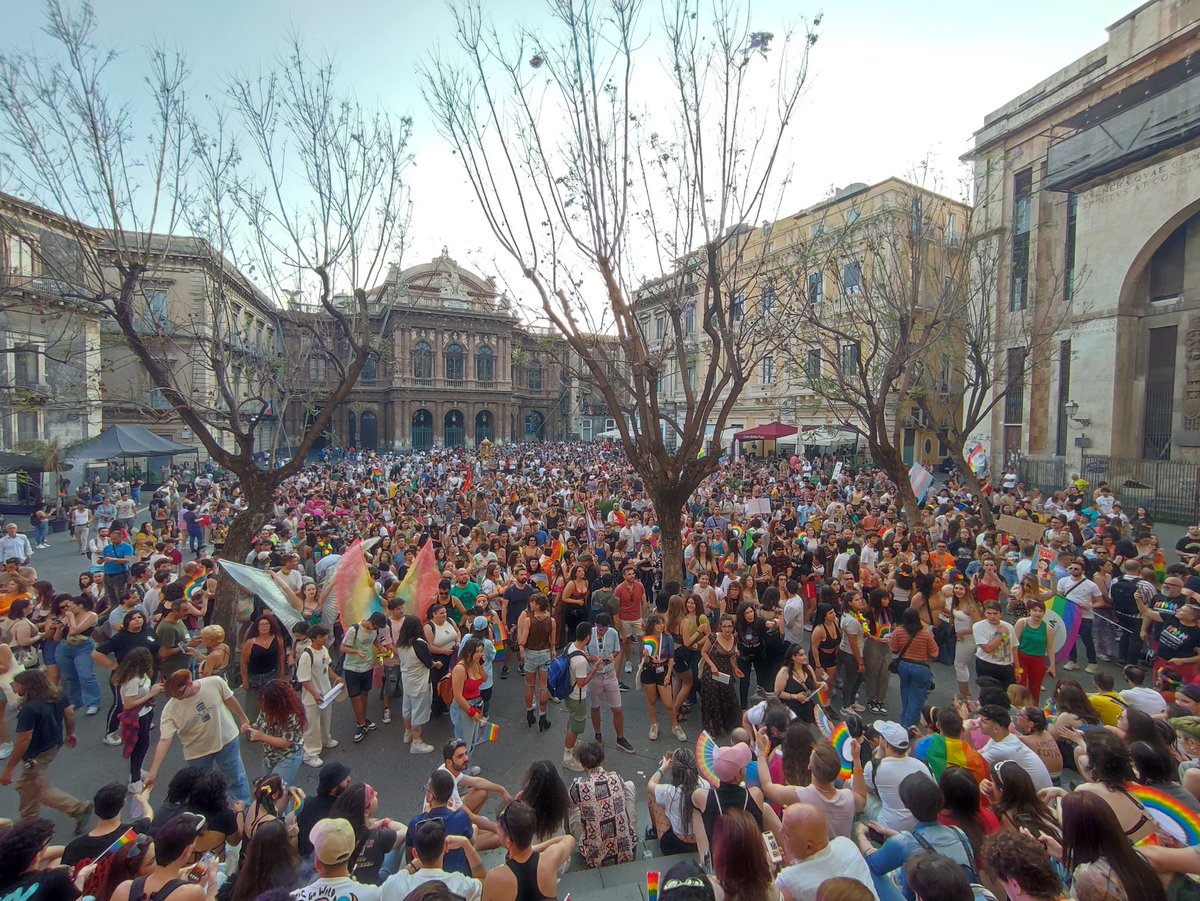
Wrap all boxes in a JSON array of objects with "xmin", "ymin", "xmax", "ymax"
[
  {"xmin": 28, "ymin": 511, "xmax": 38, "ymax": 527},
  {"xmin": 548, "ymin": 648, "xmax": 585, "ymax": 700},
  {"xmin": 1110, "ymin": 577, "xmax": 1139, "ymax": 616}
]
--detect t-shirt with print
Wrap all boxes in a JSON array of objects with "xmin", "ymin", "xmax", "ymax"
[
  {"xmin": 159, "ymin": 676, "xmax": 240, "ymax": 759},
  {"xmin": 1156, "ymin": 623, "xmax": 1200, "ymax": 661},
  {"xmin": 291, "ymin": 875, "xmax": 380, "ymax": 901},
  {"xmin": 0, "ymin": 867, "xmax": 80, "ymax": 901}
]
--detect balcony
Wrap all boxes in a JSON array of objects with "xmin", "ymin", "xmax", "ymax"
[
  {"xmin": 1045, "ymin": 68, "xmax": 1200, "ymax": 193},
  {"xmin": 1, "ymin": 272, "xmax": 94, "ymax": 302}
]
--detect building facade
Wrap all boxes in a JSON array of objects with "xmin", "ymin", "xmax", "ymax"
[
  {"xmin": 967, "ymin": 0, "xmax": 1200, "ymax": 467},
  {"xmin": 282, "ymin": 250, "xmax": 614, "ymax": 451}
]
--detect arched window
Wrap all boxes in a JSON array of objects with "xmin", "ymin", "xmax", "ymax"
[
  {"xmin": 445, "ymin": 343, "xmax": 465, "ymax": 384},
  {"xmin": 475, "ymin": 344, "xmax": 495, "ymax": 386},
  {"xmin": 412, "ymin": 341, "xmax": 432, "ymax": 385},
  {"xmin": 527, "ymin": 355, "xmax": 543, "ymax": 391}
]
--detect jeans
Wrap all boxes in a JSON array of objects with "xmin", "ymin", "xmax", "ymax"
[
  {"xmin": 192, "ymin": 737, "xmax": 251, "ymax": 805},
  {"xmin": 33, "ymin": 522, "xmax": 47, "ymax": 546},
  {"xmin": 449, "ymin": 702, "xmax": 480, "ymax": 752},
  {"xmin": 897, "ymin": 660, "xmax": 932, "ymax": 729},
  {"xmin": 737, "ymin": 653, "xmax": 770, "ymax": 708},
  {"xmin": 268, "ymin": 747, "xmax": 304, "ymax": 789},
  {"xmin": 56, "ymin": 639, "xmax": 100, "ymax": 710},
  {"xmin": 188, "ymin": 530, "xmax": 204, "ymax": 553},
  {"xmin": 1069, "ymin": 618, "xmax": 1096, "ymax": 665}
]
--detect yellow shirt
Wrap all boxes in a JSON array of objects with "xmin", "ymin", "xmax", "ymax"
[{"xmin": 1088, "ymin": 691, "xmax": 1126, "ymax": 728}]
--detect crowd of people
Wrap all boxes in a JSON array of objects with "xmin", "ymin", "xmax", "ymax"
[{"xmin": 0, "ymin": 443, "xmax": 1197, "ymax": 901}]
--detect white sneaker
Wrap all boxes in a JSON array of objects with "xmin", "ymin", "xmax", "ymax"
[
  {"xmin": 0, "ymin": 742, "xmax": 12, "ymax": 760},
  {"xmin": 1085, "ymin": 663, "xmax": 1099, "ymax": 674},
  {"xmin": 672, "ymin": 725, "xmax": 687, "ymax": 742},
  {"xmin": 563, "ymin": 753, "xmax": 584, "ymax": 771},
  {"xmin": 1063, "ymin": 661, "xmax": 1078, "ymax": 671},
  {"xmin": 624, "ymin": 661, "xmax": 632, "ymax": 674},
  {"xmin": 324, "ymin": 739, "xmax": 339, "ymax": 749},
  {"xmin": 649, "ymin": 723, "xmax": 659, "ymax": 741},
  {"xmin": 382, "ymin": 710, "xmax": 392, "ymax": 724},
  {"xmin": 410, "ymin": 741, "xmax": 434, "ymax": 755},
  {"xmin": 104, "ymin": 732, "xmax": 122, "ymax": 746},
  {"xmin": 403, "ymin": 730, "xmax": 413, "ymax": 743},
  {"xmin": 304, "ymin": 756, "xmax": 324, "ymax": 768},
  {"xmin": 85, "ymin": 706, "xmax": 99, "ymax": 716}
]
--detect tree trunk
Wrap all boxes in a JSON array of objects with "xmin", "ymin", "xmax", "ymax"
[
  {"xmin": 872, "ymin": 439, "xmax": 926, "ymax": 543},
  {"xmin": 212, "ymin": 468, "xmax": 278, "ymax": 657},
  {"xmin": 651, "ymin": 483, "xmax": 690, "ymax": 590}
]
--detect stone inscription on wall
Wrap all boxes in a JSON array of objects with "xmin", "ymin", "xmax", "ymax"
[
  {"xmin": 1185, "ymin": 318, "xmax": 1200, "ymax": 430},
  {"xmin": 1082, "ymin": 147, "xmax": 1200, "ymax": 208}
]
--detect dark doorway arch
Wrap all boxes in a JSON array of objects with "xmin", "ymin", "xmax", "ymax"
[
  {"xmin": 523, "ymin": 410, "xmax": 544, "ymax": 442},
  {"xmin": 360, "ymin": 410, "xmax": 378, "ymax": 451},
  {"xmin": 444, "ymin": 409, "xmax": 465, "ymax": 448},
  {"xmin": 411, "ymin": 408, "xmax": 433, "ymax": 450},
  {"xmin": 347, "ymin": 411, "xmax": 357, "ymax": 448},
  {"xmin": 475, "ymin": 410, "xmax": 494, "ymax": 445}
]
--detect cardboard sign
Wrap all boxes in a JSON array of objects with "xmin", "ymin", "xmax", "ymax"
[{"xmin": 996, "ymin": 514, "xmax": 1045, "ymax": 546}]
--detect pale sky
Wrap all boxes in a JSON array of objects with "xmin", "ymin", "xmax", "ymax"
[{"xmin": 1, "ymin": 0, "xmax": 1135, "ymax": 310}]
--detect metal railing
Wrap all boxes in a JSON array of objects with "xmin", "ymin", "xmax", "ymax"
[{"xmin": 1017, "ymin": 453, "xmax": 1200, "ymax": 524}]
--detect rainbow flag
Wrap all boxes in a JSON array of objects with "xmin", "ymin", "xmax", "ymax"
[
  {"xmin": 182, "ymin": 575, "xmax": 205, "ymax": 603},
  {"xmin": 1046, "ymin": 594, "xmax": 1083, "ymax": 664},
  {"xmin": 815, "ymin": 682, "xmax": 832, "ymax": 707},
  {"xmin": 396, "ymin": 541, "xmax": 441, "ymax": 623},
  {"xmin": 491, "ymin": 617, "xmax": 508, "ymax": 655},
  {"xmin": 483, "ymin": 722, "xmax": 500, "ymax": 743},
  {"xmin": 96, "ymin": 827, "xmax": 138, "ymax": 863},
  {"xmin": 335, "ymin": 539, "xmax": 382, "ymax": 628},
  {"xmin": 647, "ymin": 871, "xmax": 660, "ymax": 901},
  {"xmin": 914, "ymin": 733, "xmax": 989, "ymax": 783},
  {"xmin": 643, "ymin": 635, "xmax": 661, "ymax": 659}
]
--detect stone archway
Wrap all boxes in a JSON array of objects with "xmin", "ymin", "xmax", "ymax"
[
  {"xmin": 360, "ymin": 410, "xmax": 379, "ymax": 451},
  {"xmin": 475, "ymin": 410, "xmax": 494, "ymax": 445},
  {"xmin": 444, "ymin": 409, "xmax": 466, "ymax": 448},
  {"xmin": 411, "ymin": 408, "xmax": 433, "ymax": 450},
  {"xmin": 523, "ymin": 410, "xmax": 545, "ymax": 442}
]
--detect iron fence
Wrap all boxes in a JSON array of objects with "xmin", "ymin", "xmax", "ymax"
[{"xmin": 1017, "ymin": 454, "xmax": 1200, "ymax": 523}]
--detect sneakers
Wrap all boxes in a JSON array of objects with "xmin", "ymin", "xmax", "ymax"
[
  {"xmin": 1097, "ymin": 654, "xmax": 1112, "ymax": 663},
  {"xmin": 411, "ymin": 741, "xmax": 435, "ymax": 755},
  {"xmin": 616, "ymin": 737, "xmax": 636, "ymax": 754},
  {"xmin": 1085, "ymin": 663, "xmax": 1100, "ymax": 674},
  {"xmin": 353, "ymin": 725, "xmax": 368, "ymax": 743},
  {"xmin": 0, "ymin": 741, "xmax": 12, "ymax": 759},
  {"xmin": 365, "ymin": 719, "xmax": 378, "ymax": 731},
  {"xmin": 500, "ymin": 666, "xmax": 509, "ymax": 679},
  {"xmin": 843, "ymin": 703, "xmax": 866, "ymax": 715},
  {"xmin": 868, "ymin": 702, "xmax": 887, "ymax": 715},
  {"xmin": 85, "ymin": 706, "xmax": 99, "ymax": 716},
  {"xmin": 649, "ymin": 724, "xmax": 659, "ymax": 741},
  {"xmin": 672, "ymin": 725, "xmax": 687, "ymax": 742},
  {"xmin": 304, "ymin": 756, "xmax": 324, "ymax": 768},
  {"xmin": 594, "ymin": 734, "xmax": 604, "ymax": 746},
  {"xmin": 104, "ymin": 732, "xmax": 122, "ymax": 746},
  {"xmin": 382, "ymin": 710, "xmax": 392, "ymax": 724},
  {"xmin": 563, "ymin": 752, "xmax": 584, "ymax": 771},
  {"xmin": 1063, "ymin": 661, "xmax": 1079, "ymax": 671},
  {"xmin": 324, "ymin": 739, "xmax": 339, "ymax": 749},
  {"xmin": 624, "ymin": 661, "xmax": 633, "ymax": 674},
  {"xmin": 618, "ymin": 681, "xmax": 631, "ymax": 693},
  {"xmin": 403, "ymin": 730, "xmax": 413, "ymax": 743},
  {"xmin": 466, "ymin": 765, "xmax": 482, "ymax": 776}
]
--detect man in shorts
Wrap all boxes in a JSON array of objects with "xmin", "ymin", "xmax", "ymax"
[
  {"xmin": 614, "ymin": 565, "xmax": 648, "ymax": 680},
  {"xmin": 587, "ymin": 614, "xmax": 635, "ymax": 753},
  {"xmin": 340, "ymin": 611, "xmax": 386, "ymax": 743},
  {"xmin": 563, "ymin": 621, "xmax": 601, "ymax": 771}
]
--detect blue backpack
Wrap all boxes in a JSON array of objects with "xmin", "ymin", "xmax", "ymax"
[{"xmin": 548, "ymin": 648, "xmax": 584, "ymax": 700}]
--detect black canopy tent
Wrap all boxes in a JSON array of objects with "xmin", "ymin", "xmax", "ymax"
[{"xmin": 66, "ymin": 424, "xmax": 197, "ymax": 489}]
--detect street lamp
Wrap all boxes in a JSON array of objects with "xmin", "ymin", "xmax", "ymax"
[{"xmin": 1064, "ymin": 400, "xmax": 1091, "ymax": 428}]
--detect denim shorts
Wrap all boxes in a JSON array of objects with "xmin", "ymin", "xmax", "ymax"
[{"xmin": 524, "ymin": 648, "xmax": 552, "ymax": 673}]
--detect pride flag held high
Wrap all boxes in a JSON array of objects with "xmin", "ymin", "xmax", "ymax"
[{"xmin": 335, "ymin": 539, "xmax": 382, "ymax": 628}]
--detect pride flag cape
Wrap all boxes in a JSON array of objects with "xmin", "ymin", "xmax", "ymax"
[
  {"xmin": 1046, "ymin": 594, "xmax": 1083, "ymax": 664},
  {"xmin": 914, "ymin": 733, "xmax": 989, "ymax": 784},
  {"xmin": 335, "ymin": 539, "xmax": 382, "ymax": 628},
  {"xmin": 220, "ymin": 559, "xmax": 303, "ymax": 630},
  {"xmin": 396, "ymin": 540, "xmax": 441, "ymax": 622}
]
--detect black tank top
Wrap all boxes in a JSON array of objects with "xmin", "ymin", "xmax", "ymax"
[
  {"xmin": 701, "ymin": 783, "xmax": 763, "ymax": 842},
  {"xmin": 506, "ymin": 851, "xmax": 553, "ymax": 900}
]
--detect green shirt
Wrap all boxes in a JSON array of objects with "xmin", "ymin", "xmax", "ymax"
[
  {"xmin": 449, "ymin": 581, "xmax": 480, "ymax": 623},
  {"xmin": 1018, "ymin": 619, "xmax": 1049, "ymax": 657},
  {"xmin": 341, "ymin": 623, "xmax": 378, "ymax": 674},
  {"xmin": 156, "ymin": 619, "xmax": 191, "ymax": 677}
]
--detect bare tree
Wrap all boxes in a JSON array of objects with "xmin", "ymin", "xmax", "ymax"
[
  {"xmin": 775, "ymin": 179, "xmax": 970, "ymax": 529},
  {"xmin": 423, "ymin": 0, "xmax": 817, "ymax": 580},
  {"xmin": 0, "ymin": 2, "xmax": 411, "ymax": 635}
]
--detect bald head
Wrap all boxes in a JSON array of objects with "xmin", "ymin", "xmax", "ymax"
[
  {"xmin": 730, "ymin": 727, "xmax": 751, "ymax": 747},
  {"xmin": 782, "ymin": 802, "xmax": 828, "ymax": 862}
]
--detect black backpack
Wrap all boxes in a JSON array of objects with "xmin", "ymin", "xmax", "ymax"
[{"xmin": 1110, "ymin": 577, "xmax": 1139, "ymax": 616}]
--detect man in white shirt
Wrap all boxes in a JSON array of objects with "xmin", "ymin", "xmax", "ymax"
[
  {"xmin": 977, "ymin": 705, "xmax": 1053, "ymax": 791},
  {"xmin": 776, "ymin": 802, "xmax": 879, "ymax": 901},
  {"xmin": 783, "ymin": 580, "xmax": 807, "ymax": 646},
  {"xmin": 862, "ymin": 720, "xmax": 933, "ymax": 831},
  {"xmin": 1058, "ymin": 561, "xmax": 1103, "ymax": 672},
  {"xmin": 0, "ymin": 523, "xmax": 33, "ymax": 565},
  {"xmin": 1119, "ymin": 665, "xmax": 1168, "ymax": 717}
]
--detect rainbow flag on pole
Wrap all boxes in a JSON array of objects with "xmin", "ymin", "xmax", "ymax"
[
  {"xmin": 483, "ymin": 722, "xmax": 500, "ymax": 743},
  {"xmin": 909, "ymin": 463, "xmax": 934, "ymax": 504}
]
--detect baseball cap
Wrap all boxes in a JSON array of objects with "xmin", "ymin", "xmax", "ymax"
[
  {"xmin": 310, "ymin": 817, "xmax": 356, "ymax": 865},
  {"xmin": 472, "ymin": 615, "xmax": 489, "ymax": 632},
  {"xmin": 871, "ymin": 720, "xmax": 909, "ymax": 750},
  {"xmin": 712, "ymin": 743, "xmax": 753, "ymax": 783}
]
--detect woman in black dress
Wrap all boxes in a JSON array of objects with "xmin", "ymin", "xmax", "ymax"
[{"xmin": 773, "ymin": 642, "xmax": 819, "ymax": 725}]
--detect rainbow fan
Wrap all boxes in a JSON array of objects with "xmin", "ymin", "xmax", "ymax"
[
  {"xmin": 814, "ymin": 704, "xmax": 834, "ymax": 739},
  {"xmin": 729, "ymin": 524, "xmax": 744, "ymax": 541},
  {"xmin": 695, "ymin": 730, "xmax": 720, "ymax": 787},
  {"xmin": 1046, "ymin": 594, "xmax": 1083, "ymax": 665},
  {"xmin": 830, "ymin": 721, "xmax": 853, "ymax": 780},
  {"xmin": 643, "ymin": 635, "xmax": 661, "ymax": 659},
  {"xmin": 1126, "ymin": 783, "xmax": 1200, "ymax": 846}
]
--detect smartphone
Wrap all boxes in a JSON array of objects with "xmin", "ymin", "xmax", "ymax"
[
  {"xmin": 762, "ymin": 831, "xmax": 783, "ymax": 867},
  {"xmin": 187, "ymin": 851, "xmax": 216, "ymax": 883}
]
